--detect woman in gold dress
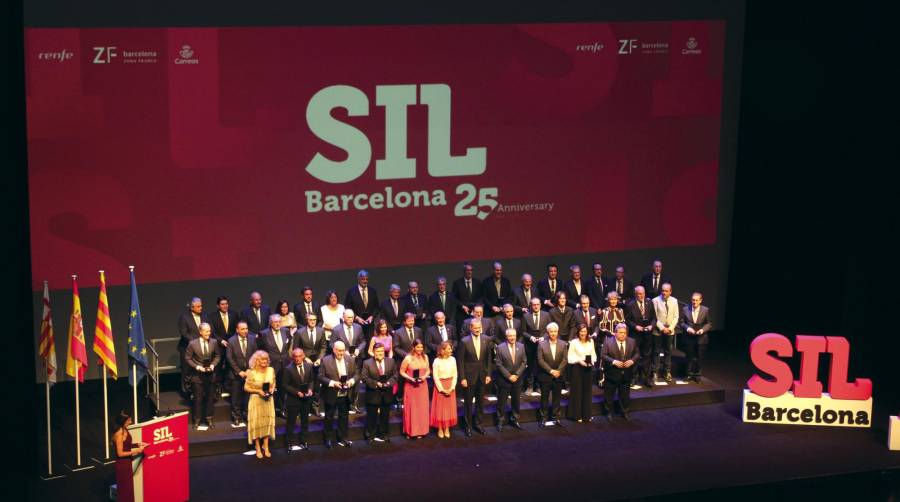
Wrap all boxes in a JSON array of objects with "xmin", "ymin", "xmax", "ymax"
[{"xmin": 245, "ymin": 350, "xmax": 276, "ymax": 458}]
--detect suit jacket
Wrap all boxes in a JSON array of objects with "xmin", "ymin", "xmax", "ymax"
[
  {"xmin": 177, "ymin": 311, "xmax": 210, "ymax": 351},
  {"xmin": 492, "ymin": 316, "xmax": 522, "ymax": 345},
  {"xmin": 292, "ymin": 326, "xmax": 327, "ymax": 362},
  {"xmin": 392, "ymin": 326, "xmax": 423, "ymax": 360},
  {"xmin": 679, "ymin": 305, "xmax": 712, "ymax": 344},
  {"xmin": 225, "ymin": 333, "xmax": 257, "ymax": 377},
  {"xmin": 624, "ymin": 298, "xmax": 656, "ymax": 334},
  {"xmin": 462, "ymin": 316, "xmax": 495, "ymax": 340},
  {"xmin": 360, "ymin": 357, "xmax": 398, "ymax": 405},
  {"xmin": 574, "ymin": 307, "xmax": 599, "ymax": 335},
  {"xmin": 239, "ymin": 305, "xmax": 272, "ymax": 334},
  {"xmin": 184, "ymin": 338, "xmax": 222, "ymax": 383},
  {"xmin": 427, "ymin": 290, "xmax": 458, "ymax": 327},
  {"xmin": 548, "ymin": 306, "xmax": 576, "ymax": 341},
  {"xmin": 451, "ymin": 276, "xmax": 483, "ymax": 314},
  {"xmin": 344, "ymin": 285, "xmax": 379, "ymax": 319},
  {"xmin": 208, "ymin": 309, "xmax": 239, "ymax": 343},
  {"xmin": 536, "ymin": 278, "xmax": 562, "ymax": 308},
  {"xmin": 282, "ymin": 360, "xmax": 317, "ymax": 404},
  {"xmin": 511, "ymin": 286, "xmax": 538, "ymax": 316},
  {"xmin": 493, "ymin": 342, "xmax": 526, "ymax": 384},
  {"xmin": 586, "ymin": 276, "xmax": 612, "ymax": 309},
  {"xmin": 481, "ymin": 276, "xmax": 513, "ymax": 314},
  {"xmin": 600, "ymin": 336, "xmax": 639, "ymax": 382},
  {"xmin": 332, "ymin": 322, "xmax": 366, "ymax": 358},
  {"xmin": 400, "ymin": 292, "xmax": 429, "ymax": 323},
  {"xmin": 292, "ymin": 301, "xmax": 322, "ymax": 327},
  {"xmin": 640, "ymin": 273, "xmax": 673, "ymax": 300},
  {"xmin": 652, "ymin": 296, "xmax": 680, "ymax": 334},
  {"xmin": 522, "ymin": 310, "xmax": 551, "ymax": 342},
  {"xmin": 257, "ymin": 327, "xmax": 292, "ymax": 369},
  {"xmin": 536, "ymin": 339, "xmax": 568, "ymax": 382},
  {"xmin": 563, "ymin": 279, "xmax": 587, "ymax": 308},
  {"xmin": 425, "ymin": 324, "xmax": 458, "ymax": 355},
  {"xmin": 318, "ymin": 355, "xmax": 358, "ymax": 405},
  {"xmin": 378, "ymin": 297, "xmax": 406, "ymax": 329},
  {"xmin": 455, "ymin": 334, "xmax": 493, "ymax": 383},
  {"xmin": 611, "ymin": 278, "xmax": 635, "ymax": 303}
]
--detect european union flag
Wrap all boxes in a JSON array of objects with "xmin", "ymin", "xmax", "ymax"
[{"xmin": 127, "ymin": 268, "xmax": 148, "ymax": 386}]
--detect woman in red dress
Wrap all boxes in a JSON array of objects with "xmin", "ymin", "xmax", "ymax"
[
  {"xmin": 430, "ymin": 341, "xmax": 458, "ymax": 438},
  {"xmin": 400, "ymin": 338, "xmax": 431, "ymax": 439},
  {"xmin": 113, "ymin": 410, "xmax": 147, "ymax": 502}
]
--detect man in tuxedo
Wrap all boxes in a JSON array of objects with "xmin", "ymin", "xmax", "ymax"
[
  {"xmin": 640, "ymin": 260, "xmax": 672, "ymax": 300},
  {"xmin": 522, "ymin": 297, "xmax": 550, "ymax": 395},
  {"xmin": 548, "ymin": 292, "xmax": 576, "ymax": 341},
  {"xmin": 512, "ymin": 273, "xmax": 536, "ymax": 317},
  {"xmin": 652, "ymin": 283, "xmax": 679, "ymax": 383},
  {"xmin": 612, "ymin": 266, "xmax": 634, "ymax": 305},
  {"xmin": 563, "ymin": 265, "xmax": 585, "ymax": 309},
  {"xmin": 225, "ymin": 321, "xmax": 256, "ymax": 427},
  {"xmin": 451, "ymin": 262, "xmax": 482, "ymax": 329},
  {"xmin": 492, "ymin": 304, "xmax": 522, "ymax": 346},
  {"xmin": 600, "ymin": 323, "xmax": 640, "ymax": 420},
  {"xmin": 345, "ymin": 269, "xmax": 378, "ymax": 337},
  {"xmin": 318, "ymin": 341, "xmax": 358, "ymax": 448},
  {"xmin": 257, "ymin": 314, "xmax": 291, "ymax": 415},
  {"xmin": 401, "ymin": 281, "xmax": 430, "ymax": 332},
  {"xmin": 177, "ymin": 297, "xmax": 209, "ymax": 396},
  {"xmin": 379, "ymin": 284, "xmax": 405, "ymax": 330},
  {"xmin": 679, "ymin": 292, "xmax": 713, "ymax": 382},
  {"xmin": 537, "ymin": 263, "xmax": 561, "ymax": 310},
  {"xmin": 184, "ymin": 323, "xmax": 220, "ymax": 429},
  {"xmin": 292, "ymin": 286, "xmax": 321, "ymax": 328},
  {"xmin": 586, "ymin": 263, "xmax": 612, "ymax": 310},
  {"xmin": 332, "ymin": 309, "xmax": 366, "ymax": 413},
  {"xmin": 494, "ymin": 329, "xmax": 526, "ymax": 431},
  {"xmin": 456, "ymin": 321, "xmax": 493, "ymax": 436},
  {"xmin": 293, "ymin": 312, "xmax": 327, "ymax": 415},
  {"xmin": 361, "ymin": 343, "xmax": 397, "ymax": 443},
  {"xmin": 462, "ymin": 304, "xmax": 494, "ymax": 341},
  {"xmin": 239, "ymin": 291, "xmax": 271, "ymax": 335},
  {"xmin": 282, "ymin": 348, "xmax": 316, "ymax": 451},
  {"xmin": 537, "ymin": 323, "xmax": 567, "ymax": 427},
  {"xmin": 427, "ymin": 276, "xmax": 458, "ymax": 329},
  {"xmin": 482, "ymin": 261, "xmax": 512, "ymax": 317},
  {"xmin": 625, "ymin": 286, "xmax": 656, "ymax": 387},
  {"xmin": 209, "ymin": 296, "xmax": 237, "ymax": 345},
  {"xmin": 426, "ymin": 311, "xmax": 457, "ymax": 358},
  {"xmin": 576, "ymin": 295, "xmax": 599, "ymax": 337}
]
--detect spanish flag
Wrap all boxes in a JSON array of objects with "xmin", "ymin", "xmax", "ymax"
[
  {"xmin": 66, "ymin": 276, "xmax": 88, "ymax": 383},
  {"xmin": 92, "ymin": 271, "xmax": 117, "ymax": 379}
]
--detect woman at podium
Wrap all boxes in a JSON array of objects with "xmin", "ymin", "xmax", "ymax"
[
  {"xmin": 114, "ymin": 410, "xmax": 146, "ymax": 502},
  {"xmin": 246, "ymin": 350, "xmax": 277, "ymax": 458}
]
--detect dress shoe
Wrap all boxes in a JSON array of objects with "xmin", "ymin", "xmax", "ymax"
[
  {"xmin": 622, "ymin": 411, "xmax": 631, "ymax": 421},
  {"xmin": 664, "ymin": 373, "xmax": 673, "ymax": 383},
  {"xmin": 645, "ymin": 379, "xmax": 654, "ymax": 388},
  {"xmin": 510, "ymin": 421, "xmax": 523, "ymax": 430},
  {"xmin": 537, "ymin": 421, "xmax": 546, "ymax": 429},
  {"xmin": 473, "ymin": 425, "xmax": 486, "ymax": 435},
  {"xmin": 553, "ymin": 420, "xmax": 564, "ymax": 428},
  {"xmin": 324, "ymin": 440, "xmax": 334, "ymax": 449},
  {"xmin": 496, "ymin": 424, "xmax": 504, "ymax": 432},
  {"xmin": 338, "ymin": 440, "xmax": 352, "ymax": 447},
  {"xmin": 208, "ymin": 422, "xmax": 216, "ymax": 430},
  {"xmin": 606, "ymin": 414, "xmax": 613, "ymax": 423},
  {"xmin": 464, "ymin": 428, "xmax": 473, "ymax": 437},
  {"xmin": 300, "ymin": 442, "xmax": 309, "ymax": 450},
  {"xmin": 193, "ymin": 423, "xmax": 201, "ymax": 430}
]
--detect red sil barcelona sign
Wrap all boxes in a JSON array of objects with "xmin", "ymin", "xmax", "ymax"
[{"xmin": 743, "ymin": 334, "xmax": 873, "ymax": 427}]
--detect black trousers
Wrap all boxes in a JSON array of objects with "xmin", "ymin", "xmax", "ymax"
[
  {"xmin": 461, "ymin": 377, "xmax": 485, "ymax": 429},
  {"xmin": 191, "ymin": 377, "xmax": 215, "ymax": 424},
  {"xmin": 652, "ymin": 334, "xmax": 675, "ymax": 376},
  {"xmin": 323, "ymin": 395, "xmax": 350, "ymax": 441},
  {"xmin": 495, "ymin": 379, "xmax": 523, "ymax": 423},
  {"xmin": 604, "ymin": 377, "xmax": 631, "ymax": 413},
  {"xmin": 682, "ymin": 337, "xmax": 706, "ymax": 377},
  {"xmin": 229, "ymin": 374, "xmax": 248, "ymax": 422},
  {"xmin": 365, "ymin": 399, "xmax": 391, "ymax": 439},
  {"xmin": 635, "ymin": 330, "xmax": 653, "ymax": 382},
  {"xmin": 538, "ymin": 377, "xmax": 564, "ymax": 421},
  {"xmin": 567, "ymin": 364, "xmax": 594, "ymax": 421},
  {"xmin": 524, "ymin": 343, "xmax": 539, "ymax": 390},
  {"xmin": 285, "ymin": 397, "xmax": 312, "ymax": 445}
]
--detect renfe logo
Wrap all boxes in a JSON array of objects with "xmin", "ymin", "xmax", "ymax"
[{"xmin": 743, "ymin": 334, "xmax": 873, "ymax": 427}]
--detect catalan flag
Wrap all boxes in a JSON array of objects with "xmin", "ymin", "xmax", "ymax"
[
  {"xmin": 92, "ymin": 270, "xmax": 117, "ymax": 379},
  {"xmin": 38, "ymin": 281, "xmax": 57, "ymax": 385},
  {"xmin": 128, "ymin": 268, "xmax": 148, "ymax": 386},
  {"xmin": 66, "ymin": 276, "xmax": 88, "ymax": 383}
]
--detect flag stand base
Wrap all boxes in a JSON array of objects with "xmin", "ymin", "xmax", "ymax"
[
  {"xmin": 64, "ymin": 463, "xmax": 95, "ymax": 473},
  {"xmin": 40, "ymin": 473, "xmax": 65, "ymax": 481},
  {"xmin": 91, "ymin": 456, "xmax": 115, "ymax": 466}
]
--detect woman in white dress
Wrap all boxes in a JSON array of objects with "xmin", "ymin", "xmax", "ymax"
[{"xmin": 319, "ymin": 290, "xmax": 345, "ymax": 342}]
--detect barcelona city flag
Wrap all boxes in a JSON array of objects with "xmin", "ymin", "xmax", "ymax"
[
  {"xmin": 38, "ymin": 281, "xmax": 58, "ymax": 385},
  {"xmin": 128, "ymin": 268, "xmax": 148, "ymax": 386},
  {"xmin": 65, "ymin": 276, "xmax": 88, "ymax": 383},
  {"xmin": 92, "ymin": 270, "xmax": 118, "ymax": 379}
]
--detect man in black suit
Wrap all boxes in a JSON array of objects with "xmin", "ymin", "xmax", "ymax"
[
  {"xmin": 600, "ymin": 323, "xmax": 640, "ymax": 420},
  {"xmin": 492, "ymin": 304, "xmax": 522, "ymax": 346},
  {"xmin": 177, "ymin": 297, "xmax": 209, "ymax": 396},
  {"xmin": 482, "ymin": 261, "xmax": 512, "ymax": 317},
  {"xmin": 209, "ymin": 296, "xmax": 238, "ymax": 345},
  {"xmin": 494, "ymin": 328, "xmax": 526, "ymax": 431},
  {"xmin": 512, "ymin": 273, "xmax": 536, "ymax": 317},
  {"xmin": 239, "ymin": 291, "xmax": 271, "ymax": 335},
  {"xmin": 425, "ymin": 311, "xmax": 457, "ymax": 358},
  {"xmin": 293, "ymin": 312, "xmax": 327, "ymax": 415},
  {"xmin": 536, "ymin": 323, "xmax": 567, "ymax": 427},
  {"xmin": 344, "ymin": 269, "xmax": 378, "ymax": 338},
  {"xmin": 392, "ymin": 312, "xmax": 421, "ymax": 404},
  {"xmin": 548, "ymin": 292, "xmax": 576, "ymax": 341},
  {"xmin": 625, "ymin": 286, "xmax": 656, "ymax": 387},
  {"xmin": 361, "ymin": 342, "xmax": 398, "ymax": 443},
  {"xmin": 451, "ymin": 262, "xmax": 482, "ymax": 329},
  {"xmin": 282, "ymin": 348, "xmax": 316, "ymax": 451},
  {"xmin": 225, "ymin": 321, "xmax": 256, "ymax": 427},
  {"xmin": 575, "ymin": 294, "xmax": 599, "ymax": 337},
  {"xmin": 456, "ymin": 321, "xmax": 493, "ymax": 436},
  {"xmin": 379, "ymin": 284, "xmax": 405, "ymax": 330},
  {"xmin": 257, "ymin": 314, "xmax": 291, "ymax": 415},
  {"xmin": 184, "ymin": 323, "xmax": 220, "ymax": 429},
  {"xmin": 612, "ymin": 266, "xmax": 634, "ymax": 305},
  {"xmin": 640, "ymin": 260, "xmax": 672, "ymax": 300},
  {"xmin": 462, "ymin": 304, "xmax": 495, "ymax": 341},
  {"xmin": 537, "ymin": 263, "xmax": 561, "ymax": 310},
  {"xmin": 427, "ymin": 276, "xmax": 458, "ymax": 329},
  {"xmin": 292, "ymin": 286, "xmax": 321, "ymax": 328},
  {"xmin": 586, "ymin": 263, "xmax": 612, "ymax": 310},
  {"xmin": 318, "ymin": 341, "xmax": 358, "ymax": 448},
  {"xmin": 332, "ymin": 309, "xmax": 366, "ymax": 413},
  {"xmin": 401, "ymin": 281, "xmax": 430, "ymax": 332},
  {"xmin": 679, "ymin": 292, "xmax": 713, "ymax": 382},
  {"xmin": 522, "ymin": 297, "xmax": 550, "ymax": 395},
  {"xmin": 563, "ymin": 265, "xmax": 586, "ymax": 309}
]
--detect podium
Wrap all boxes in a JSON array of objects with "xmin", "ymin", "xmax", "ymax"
[{"xmin": 122, "ymin": 412, "xmax": 190, "ymax": 502}]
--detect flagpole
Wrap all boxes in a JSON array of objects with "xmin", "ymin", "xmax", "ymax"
[
  {"xmin": 46, "ymin": 380, "xmax": 52, "ymax": 474},
  {"xmin": 133, "ymin": 362, "xmax": 138, "ymax": 425},
  {"xmin": 66, "ymin": 275, "xmax": 93, "ymax": 473}
]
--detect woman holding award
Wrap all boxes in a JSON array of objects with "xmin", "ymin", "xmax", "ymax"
[
  {"xmin": 430, "ymin": 341, "xmax": 458, "ymax": 439},
  {"xmin": 567, "ymin": 324, "xmax": 597, "ymax": 423},
  {"xmin": 245, "ymin": 350, "xmax": 276, "ymax": 458},
  {"xmin": 400, "ymin": 339, "xmax": 431, "ymax": 439}
]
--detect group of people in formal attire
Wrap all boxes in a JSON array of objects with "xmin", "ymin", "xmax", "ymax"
[{"xmin": 176, "ymin": 260, "xmax": 713, "ymax": 457}]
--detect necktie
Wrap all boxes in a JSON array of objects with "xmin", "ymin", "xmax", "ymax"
[
  {"xmin": 619, "ymin": 341, "xmax": 625, "ymax": 357},
  {"xmin": 525, "ymin": 288, "xmax": 531, "ymax": 301},
  {"xmin": 240, "ymin": 337, "xmax": 246, "ymax": 357},
  {"xmin": 495, "ymin": 280, "xmax": 501, "ymax": 296},
  {"xmin": 533, "ymin": 313, "xmax": 539, "ymax": 330},
  {"xmin": 507, "ymin": 319, "xmax": 512, "ymax": 330},
  {"xmin": 412, "ymin": 296, "xmax": 419, "ymax": 308},
  {"xmin": 193, "ymin": 314, "xmax": 200, "ymax": 329},
  {"xmin": 509, "ymin": 344, "xmax": 515, "ymax": 362},
  {"xmin": 275, "ymin": 330, "xmax": 282, "ymax": 351},
  {"xmin": 202, "ymin": 340, "xmax": 208, "ymax": 357},
  {"xmin": 299, "ymin": 363, "xmax": 304, "ymax": 378},
  {"xmin": 254, "ymin": 308, "xmax": 260, "ymax": 326},
  {"xmin": 306, "ymin": 303, "xmax": 312, "ymax": 316},
  {"xmin": 392, "ymin": 299, "xmax": 398, "ymax": 316},
  {"xmin": 473, "ymin": 336, "xmax": 480, "ymax": 359},
  {"xmin": 378, "ymin": 361, "xmax": 384, "ymax": 376},
  {"xmin": 693, "ymin": 308, "xmax": 699, "ymax": 324},
  {"xmin": 310, "ymin": 328, "xmax": 316, "ymax": 345},
  {"xmin": 466, "ymin": 280, "xmax": 472, "ymax": 296},
  {"xmin": 440, "ymin": 292, "xmax": 445, "ymax": 310},
  {"xmin": 584, "ymin": 310, "xmax": 590, "ymax": 325},
  {"xmin": 550, "ymin": 280, "xmax": 555, "ymax": 292},
  {"xmin": 653, "ymin": 275, "xmax": 659, "ymax": 291},
  {"xmin": 440, "ymin": 327, "xmax": 447, "ymax": 341},
  {"xmin": 550, "ymin": 343, "xmax": 556, "ymax": 360},
  {"xmin": 222, "ymin": 312, "xmax": 229, "ymax": 332},
  {"xmin": 408, "ymin": 328, "xmax": 414, "ymax": 342},
  {"xmin": 345, "ymin": 326, "xmax": 352, "ymax": 344},
  {"xmin": 362, "ymin": 287, "xmax": 368, "ymax": 307},
  {"xmin": 617, "ymin": 280, "xmax": 623, "ymax": 295},
  {"xmin": 639, "ymin": 301, "xmax": 645, "ymax": 318}
]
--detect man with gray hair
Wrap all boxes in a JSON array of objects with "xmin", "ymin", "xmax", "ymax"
[
  {"xmin": 512, "ymin": 273, "xmax": 535, "ymax": 316},
  {"xmin": 379, "ymin": 283, "xmax": 405, "ymax": 330},
  {"xmin": 427, "ymin": 276, "xmax": 458, "ymax": 328},
  {"xmin": 401, "ymin": 280, "xmax": 430, "ymax": 331},
  {"xmin": 345, "ymin": 269, "xmax": 378, "ymax": 337},
  {"xmin": 177, "ymin": 297, "xmax": 209, "ymax": 396},
  {"xmin": 258, "ymin": 313, "xmax": 291, "ymax": 415}
]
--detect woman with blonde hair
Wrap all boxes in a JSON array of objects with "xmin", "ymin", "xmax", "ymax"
[
  {"xmin": 430, "ymin": 341, "xmax": 458, "ymax": 439},
  {"xmin": 245, "ymin": 350, "xmax": 276, "ymax": 458}
]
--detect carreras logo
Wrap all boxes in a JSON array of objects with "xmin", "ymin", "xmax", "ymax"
[
  {"xmin": 174, "ymin": 44, "xmax": 199, "ymax": 65},
  {"xmin": 38, "ymin": 49, "xmax": 74, "ymax": 62}
]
